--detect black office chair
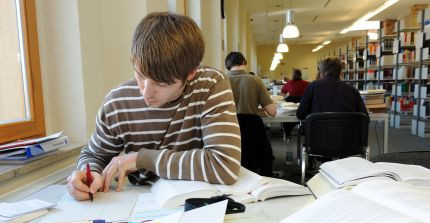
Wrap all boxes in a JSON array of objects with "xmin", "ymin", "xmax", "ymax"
[
  {"xmin": 236, "ymin": 114, "xmax": 274, "ymax": 177},
  {"xmin": 299, "ymin": 112, "xmax": 370, "ymax": 184}
]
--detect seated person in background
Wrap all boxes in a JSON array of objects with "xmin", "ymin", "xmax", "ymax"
[
  {"xmin": 67, "ymin": 12, "xmax": 241, "ymax": 201},
  {"xmin": 281, "ymin": 69, "xmax": 309, "ymax": 103},
  {"xmin": 225, "ymin": 52, "xmax": 277, "ymax": 117},
  {"xmin": 296, "ymin": 57, "xmax": 368, "ymax": 120},
  {"xmin": 296, "ymin": 57, "xmax": 368, "ymax": 170},
  {"xmin": 281, "ymin": 69, "xmax": 309, "ymax": 139},
  {"xmin": 225, "ymin": 52, "xmax": 276, "ymax": 177}
]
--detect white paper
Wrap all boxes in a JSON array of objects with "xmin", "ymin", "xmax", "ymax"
[
  {"xmin": 39, "ymin": 190, "xmax": 138, "ymax": 223},
  {"xmin": 154, "ymin": 200, "xmax": 227, "ymax": 223},
  {"xmin": 0, "ymin": 199, "xmax": 54, "ymax": 218},
  {"xmin": 131, "ymin": 193, "xmax": 182, "ymax": 222}
]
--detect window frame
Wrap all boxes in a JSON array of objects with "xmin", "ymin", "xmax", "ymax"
[{"xmin": 0, "ymin": 0, "xmax": 45, "ymax": 144}]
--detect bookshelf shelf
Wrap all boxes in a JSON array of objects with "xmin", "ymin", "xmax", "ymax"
[
  {"xmin": 399, "ymin": 27, "xmax": 421, "ymax": 32},
  {"xmin": 410, "ymin": 7, "xmax": 430, "ymax": 137}
]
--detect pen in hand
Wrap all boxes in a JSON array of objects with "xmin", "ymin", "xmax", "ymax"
[{"xmin": 86, "ymin": 163, "xmax": 94, "ymax": 202}]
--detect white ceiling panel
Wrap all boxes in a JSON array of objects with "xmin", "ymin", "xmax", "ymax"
[{"xmin": 245, "ymin": 0, "xmax": 430, "ymax": 46}]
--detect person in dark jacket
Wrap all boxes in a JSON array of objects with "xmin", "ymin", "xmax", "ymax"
[{"xmin": 296, "ymin": 57, "xmax": 368, "ymax": 120}]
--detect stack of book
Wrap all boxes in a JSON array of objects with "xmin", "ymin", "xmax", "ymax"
[
  {"xmin": 306, "ymin": 157, "xmax": 430, "ymax": 198},
  {"xmin": 360, "ymin": 89, "xmax": 387, "ymax": 113},
  {"xmin": 282, "ymin": 157, "xmax": 430, "ymax": 222},
  {"xmin": 0, "ymin": 132, "xmax": 68, "ymax": 164}
]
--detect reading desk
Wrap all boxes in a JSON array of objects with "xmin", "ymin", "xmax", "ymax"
[{"xmin": 13, "ymin": 184, "xmax": 314, "ymax": 222}]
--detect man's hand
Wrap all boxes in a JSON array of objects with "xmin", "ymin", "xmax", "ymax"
[
  {"xmin": 102, "ymin": 152, "xmax": 138, "ymax": 192},
  {"xmin": 67, "ymin": 170, "xmax": 103, "ymax": 201}
]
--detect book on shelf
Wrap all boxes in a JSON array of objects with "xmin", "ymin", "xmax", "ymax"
[
  {"xmin": 317, "ymin": 157, "xmax": 430, "ymax": 189},
  {"xmin": 150, "ymin": 167, "xmax": 311, "ymax": 208},
  {"xmin": 0, "ymin": 136, "xmax": 69, "ymax": 162},
  {"xmin": 281, "ymin": 180, "xmax": 430, "ymax": 223},
  {"xmin": 363, "ymin": 98, "xmax": 385, "ymax": 105}
]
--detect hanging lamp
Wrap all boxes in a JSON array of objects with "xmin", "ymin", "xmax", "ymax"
[
  {"xmin": 282, "ymin": 10, "xmax": 299, "ymax": 38},
  {"xmin": 276, "ymin": 34, "xmax": 289, "ymax": 53}
]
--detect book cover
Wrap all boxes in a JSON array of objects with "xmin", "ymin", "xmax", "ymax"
[{"xmin": 0, "ymin": 136, "xmax": 69, "ymax": 160}]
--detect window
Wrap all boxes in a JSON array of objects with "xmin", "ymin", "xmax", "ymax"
[{"xmin": 0, "ymin": 0, "xmax": 45, "ymax": 144}]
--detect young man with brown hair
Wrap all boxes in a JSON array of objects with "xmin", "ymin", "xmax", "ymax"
[{"xmin": 67, "ymin": 12, "xmax": 241, "ymax": 200}]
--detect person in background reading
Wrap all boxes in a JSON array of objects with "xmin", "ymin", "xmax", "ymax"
[
  {"xmin": 225, "ymin": 52, "xmax": 277, "ymax": 117},
  {"xmin": 280, "ymin": 69, "xmax": 309, "ymax": 138},
  {"xmin": 67, "ymin": 12, "xmax": 241, "ymax": 201},
  {"xmin": 296, "ymin": 57, "xmax": 368, "ymax": 120},
  {"xmin": 281, "ymin": 69, "xmax": 309, "ymax": 103}
]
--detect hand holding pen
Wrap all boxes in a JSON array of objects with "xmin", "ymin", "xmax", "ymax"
[
  {"xmin": 86, "ymin": 163, "xmax": 94, "ymax": 202},
  {"xmin": 67, "ymin": 164, "xmax": 103, "ymax": 201}
]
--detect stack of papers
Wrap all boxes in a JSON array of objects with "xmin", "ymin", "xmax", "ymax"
[
  {"xmin": 277, "ymin": 102, "xmax": 299, "ymax": 113},
  {"xmin": 0, "ymin": 132, "xmax": 68, "ymax": 164},
  {"xmin": 0, "ymin": 199, "xmax": 55, "ymax": 223}
]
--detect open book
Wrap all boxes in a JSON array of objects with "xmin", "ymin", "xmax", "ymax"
[
  {"xmin": 150, "ymin": 167, "xmax": 310, "ymax": 208},
  {"xmin": 319, "ymin": 157, "xmax": 430, "ymax": 188},
  {"xmin": 282, "ymin": 180, "xmax": 430, "ymax": 223}
]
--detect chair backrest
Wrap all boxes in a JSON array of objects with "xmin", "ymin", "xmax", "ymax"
[
  {"xmin": 304, "ymin": 112, "xmax": 369, "ymax": 158},
  {"xmin": 236, "ymin": 113, "xmax": 273, "ymax": 176}
]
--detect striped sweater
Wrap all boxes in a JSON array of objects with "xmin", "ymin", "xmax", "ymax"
[{"xmin": 77, "ymin": 67, "xmax": 241, "ymax": 185}]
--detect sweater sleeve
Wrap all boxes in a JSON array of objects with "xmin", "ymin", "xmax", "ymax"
[
  {"xmin": 136, "ymin": 78, "xmax": 241, "ymax": 185},
  {"xmin": 77, "ymin": 101, "xmax": 125, "ymax": 173}
]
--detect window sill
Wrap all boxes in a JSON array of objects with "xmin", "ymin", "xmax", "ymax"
[{"xmin": 0, "ymin": 142, "xmax": 84, "ymax": 199}]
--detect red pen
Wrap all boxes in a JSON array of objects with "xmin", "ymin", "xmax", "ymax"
[{"xmin": 86, "ymin": 163, "xmax": 94, "ymax": 202}]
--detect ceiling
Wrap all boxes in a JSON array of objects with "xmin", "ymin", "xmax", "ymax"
[{"xmin": 245, "ymin": 0, "xmax": 430, "ymax": 46}]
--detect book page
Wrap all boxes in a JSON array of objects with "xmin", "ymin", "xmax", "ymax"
[
  {"xmin": 320, "ymin": 157, "xmax": 399, "ymax": 185},
  {"xmin": 250, "ymin": 177, "xmax": 310, "ymax": 201},
  {"xmin": 306, "ymin": 173, "xmax": 336, "ymax": 198},
  {"xmin": 228, "ymin": 193, "xmax": 258, "ymax": 204},
  {"xmin": 376, "ymin": 162, "xmax": 430, "ymax": 187},
  {"xmin": 150, "ymin": 178, "xmax": 219, "ymax": 208},
  {"xmin": 352, "ymin": 180, "xmax": 430, "ymax": 222},
  {"xmin": 280, "ymin": 189, "xmax": 417, "ymax": 223},
  {"xmin": 39, "ymin": 190, "xmax": 138, "ymax": 223},
  {"xmin": 215, "ymin": 167, "xmax": 267, "ymax": 195}
]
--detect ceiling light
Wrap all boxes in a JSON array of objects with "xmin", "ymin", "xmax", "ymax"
[
  {"xmin": 323, "ymin": 40, "xmax": 331, "ymax": 45},
  {"xmin": 340, "ymin": 0, "xmax": 398, "ymax": 34},
  {"xmin": 276, "ymin": 34, "xmax": 289, "ymax": 53},
  {"xmin": 312, "ymin": 45, "xmax": 324, "ymax": 52},
  {"xmin": 274, "ymin": 52, "xmax": 283, "ymax": 61},
  {"xmin": 282, "ymin": 10, "xmax": 299, "ymax": 38}
]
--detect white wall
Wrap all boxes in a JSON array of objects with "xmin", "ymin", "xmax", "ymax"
[
  {"xmin": 36, "ymin": 0, "xmax": 167, "ymax": 142},
  {"xmin": 36, "ymin": 0, "xmax": 88, "ymax": 142},
  {"xmin": 187, "ymin": 0, "xmax": 223, "ymax": 69}
]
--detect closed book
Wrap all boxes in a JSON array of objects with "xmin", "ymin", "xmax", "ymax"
[
  {"xmin": 364, "ymin": 98, "xmax": 385, "ymax": 105},
  {"xmin": 0, "ymin": 136, "xmax": 69, "ymax": 160}
]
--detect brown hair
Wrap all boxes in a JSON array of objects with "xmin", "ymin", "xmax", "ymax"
[{"xmin": 131, "ymin": 12, "xmax": 205, "ymax": 84}]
